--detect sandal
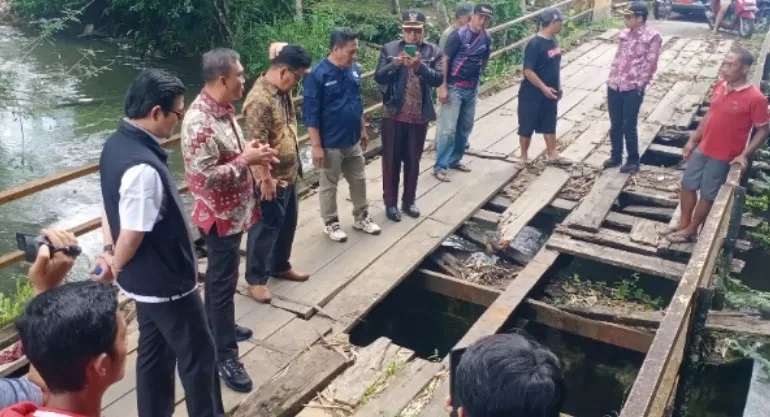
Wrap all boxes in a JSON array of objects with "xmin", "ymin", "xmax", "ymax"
[
  {"xmin": 451, "ymin": 163, "xmax": 471, "ymax": 172},
  {"xmin": 433, "ymin": 171, "xmax": 451, "ymax": 182},
  {"xmin": 666, "ymin": 232, "xmax": 697, "ymax": 243},
  {"xmin": 545, "ymin": 156, "xmax": 572, "ymax": 167}
]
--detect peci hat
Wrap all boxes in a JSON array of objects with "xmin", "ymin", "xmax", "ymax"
[
  {"xmin": 402, "ymin": 9, "xmax": 427, "ymax": 28},
  {"xmin": 621, "ymin": 1, "xmax": 649, "ymax": 18},
  {"xmin": 474, "ymin": 3, "xmax": 494, "ymax": 18},
  {"xmin": 539, "ymin": 8, "xmax": 563, "ymax": 25},
  {"xmin": 455, "ymin": 3, "xmax": 474, "ymax": 17}
]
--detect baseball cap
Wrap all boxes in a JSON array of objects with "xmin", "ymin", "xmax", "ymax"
[
  {"xmin": 621, "ymin": 1, "xmax": 649, "ymax": 17},
  {"xmin": 455, "ymin": 3, "xmax": 474, "ymax": 17},
  {"xmin": 402, "ymin": 9, "xmax": 427, "ymax": 28},
  {"xmin": 474, "ymin": 3, "xmax": 494, "ymax": 17},
  {"xmin": 540, "ymin": 8, "xmax": 563, "ymax": 25}
]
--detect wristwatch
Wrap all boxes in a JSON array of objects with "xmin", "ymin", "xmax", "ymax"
[{"xmin": 103, "ymin": 244, "xmax": 114, "ymax": 255}]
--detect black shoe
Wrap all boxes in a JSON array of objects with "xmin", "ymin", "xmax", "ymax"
[
  {"xmin": 235, "ymin": 325, "xmax": 252, "ymax": 342},
  {"xmin": 620, "ymin": 161, "xmax": 640, "ymax": 173},
  {"xmin": 603, "ymin": 158, "xmax": 622, "ymax": 169},
  {"xmin": 218, "ymin": 358, "xmax": 253, "ymax": 393},
  {"xmin": 386, "ymin": 206, "xmax": 402, "ymax": 222},
  {"xmin": 402, "ymin": 204, "xmax": 420, "ymax": 218}
]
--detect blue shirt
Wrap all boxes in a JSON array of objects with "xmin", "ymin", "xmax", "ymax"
[{"xmin": 302, "ymin": 58, "xmax": 364, "ymax": 149}]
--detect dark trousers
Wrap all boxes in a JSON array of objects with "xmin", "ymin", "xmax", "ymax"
[
  {"xmin": 607, "ymin": 87, "xmax": 645, "ymax": 163},
  {"xmin": 200, "ymin": 226, "xmax": 241, "ymax": 361},
  {"xmin": 135, "ymin": 293, "xmax": 224, "ymax": 417},
  {"xmin": 246, "ymin": 185, "xmax": 298, "ymax": 285},
  {"xmin": 381, "ymin": 118, "xmax": 428, "ymax": 207}
]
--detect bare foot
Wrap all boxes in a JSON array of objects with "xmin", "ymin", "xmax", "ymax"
[{"xmin": 667, "ymin": 230, "xmax": 697, "ymax": 243}]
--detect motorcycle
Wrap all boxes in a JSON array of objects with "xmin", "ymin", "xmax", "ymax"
[
  {"xmin": 756, "ymin": 0, "xmax": 770, "ymax": 30},
  {"xmin": 705, "ymin": 0, "xmax": 757, "ymax": 38}
]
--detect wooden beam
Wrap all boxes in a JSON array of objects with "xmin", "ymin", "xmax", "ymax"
[
  {"xmin": 413, "ymin": 269, "xmax": 500, "ymax": 306},
  {"xmin": 556, "ymin": 226, "xmax": 660, "ymax": 256},
  {"xmin": 623, "ymin": 186, "xmax": 679, "ymax": 208},
  {"xmin": 547, "ymin": 234, "xmax": 686, "ymax": 281},
  {"xmin": 565, "ymin": 123, "xmax": 661, "ymax": 232}
]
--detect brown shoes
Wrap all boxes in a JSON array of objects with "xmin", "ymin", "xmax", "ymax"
[
  {"xmin": 274, "ymin": 269, "xmax": 310, "ymax": 282},
  {"xmin": 248, "ymin": 285, "xmax": 272, "ymax": 304}
]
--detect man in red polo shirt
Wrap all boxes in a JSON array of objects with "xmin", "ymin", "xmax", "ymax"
[{"xmin": 665, "ymin": 46, "xmax": 769, "ymax": 243}]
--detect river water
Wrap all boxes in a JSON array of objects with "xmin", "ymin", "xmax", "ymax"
[{"xmin": 0, "ymin": 26, "xmax": 212, "ymax": 290}]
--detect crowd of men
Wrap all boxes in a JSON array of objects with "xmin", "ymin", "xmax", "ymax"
[{"xmin": 0, "ymin": 1, "xmax": 768, "ymax": 417}]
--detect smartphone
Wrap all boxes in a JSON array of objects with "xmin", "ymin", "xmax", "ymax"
[
  {"xmin": 449, "ymin": 347, "xmax": 467, "ymax": 417},
  {"xmin": 404, "ymin": 44, "xmax": 416, "ymax": 57}
]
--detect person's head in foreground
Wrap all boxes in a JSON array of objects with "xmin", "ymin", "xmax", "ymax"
[
  {"xmin": 621, "ymin": 1, "xmax": 649, "ymax": 29},
  {"xmin": 202, "ymin": 47, "xmax": 246, "ymax": 102},
  {"xmin": 539, "ymin": 8, "xmax": 563, "ymax": 36},
  {"xmin": 329, "ymin": 27, "xmax": 359, "ymax": 67},
  {"xmin": 721, "ymin": 46, "xmax": 754, "ymax": 84},
  {"xmin": 269, "ymin": 44, "xmax": 312, "ymax": 92},
  {"xmin": 402, "ymin": 9, "xmax": 426, "ymax": 45},
  {"xmin": 470, "ymin": 3, "xmax": 494, "ymax": 33},
  {"xmin": 2, "ymin": 281, "xmax": 126, "ymax": 417},
  {"xmin": 452, "ymin": 333, "xmax": 566, "ymax": 417},
  {"xmin": 124, "ymin": 68, "xmax": 186, "ymax": 139}
]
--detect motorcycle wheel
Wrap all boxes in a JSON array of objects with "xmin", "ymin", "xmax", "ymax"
[{"xmin": 738, "ymin": 17, "xmax": 755, "ymax": 38}]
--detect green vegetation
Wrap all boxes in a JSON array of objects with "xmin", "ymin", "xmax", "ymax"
[
  {"xmin": 559, "ymin": 272, "xmax": 664, "ymax": 310},
  {"xmin": 0, "ymin": 279, "xmax": 34, "ymax": 328}
]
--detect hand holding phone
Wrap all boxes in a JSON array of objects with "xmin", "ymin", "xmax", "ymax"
[{"xmin": 404, "ymin": 44, "xmax": 416, "ymax": 57}]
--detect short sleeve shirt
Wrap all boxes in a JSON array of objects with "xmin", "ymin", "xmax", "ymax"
[
  {"xmin": 519, "ymin": 35, "xmax": 561, "ymax": 101},
  {"xmin": 699, "ymin": 80, "xmax": 770, "ymax": 161}
]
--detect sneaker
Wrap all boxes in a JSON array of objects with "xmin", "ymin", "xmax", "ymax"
[
  {"xmin": 324, "ymin": 222, "xmax": 348, "ymax": 242},
  {"xmin": 603, "ymin": 158, "xmax": 622, "ymax": 169},
  {"xmin": 353, "ymin": 215, "xmax": 382, "ymax": 235},
  {"xmin": 218, "ymin": 358, "xmax": 253, "ymax": 393},
  {"xmin": 620, "ymin": 161, "xmax": 640, "ymax": 173},
  {"xmin": 235, "ymin": 325, "xmax": 252, "ymax": 342}
]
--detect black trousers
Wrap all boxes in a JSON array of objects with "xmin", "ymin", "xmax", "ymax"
[
  {"xmin": 246, "ymin": 184, "xmax": 298, "ymax": 286},
  {"xmin": 201, "ymin": 226, "xmax": 242, "ymax": 361},
  {"xmin": 607, "ymin": 87, "xmax": 645, "ymax": 163},
  {"xmin": 135, "ymin": 293, "xmax": 224, "ymax": 417},
  {"xmin": 380, "ymin": 118, "xmax": 427, "ymax": 207}
]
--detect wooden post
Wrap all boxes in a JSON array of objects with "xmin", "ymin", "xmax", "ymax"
[{"xmin": 592, "ymin": 0, "xmax": 612, "ymax": 22}]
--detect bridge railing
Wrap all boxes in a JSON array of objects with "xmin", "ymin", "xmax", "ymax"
[
  {"xmin": 0, "ymin": 0, "xmax": 601, "ymax": 271},
  {"xmin": 618, "ymin": 28, "xmax": 770, "ymax": 417}
]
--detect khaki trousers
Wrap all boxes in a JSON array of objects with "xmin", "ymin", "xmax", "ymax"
[{"xmin": 319, "ymin": 144, "xmax": 368, "ymax": 224}]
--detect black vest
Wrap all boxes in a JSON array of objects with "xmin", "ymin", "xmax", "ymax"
[{"xmin": 99, "ymin": 120, "xmax": 197, "ymax": 298}]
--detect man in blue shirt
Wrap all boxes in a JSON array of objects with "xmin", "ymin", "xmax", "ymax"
[{"xmin": 303, "ymin": 28, "xmax": 382, "ymax": 242}]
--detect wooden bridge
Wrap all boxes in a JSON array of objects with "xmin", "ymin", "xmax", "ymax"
[{"xmin": 0, "ymin": 1, "xmax": 768, "ymax": 416}]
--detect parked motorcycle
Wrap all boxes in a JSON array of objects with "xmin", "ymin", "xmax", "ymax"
[{"xmin": 705, "ymin": 0, "xmax": 757, "ymax": 38}]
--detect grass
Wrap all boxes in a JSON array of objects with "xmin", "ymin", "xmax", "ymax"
[
  {"xmin": 359, "ymin": 358, "xmax": 408, "ymax": 405},
  {"xmin": 0, "ymin": 279, "xmax": 34, "ymax": 328}
]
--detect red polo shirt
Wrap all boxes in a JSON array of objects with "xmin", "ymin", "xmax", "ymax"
[{"xmin": 699, "ymin": 79, "xmax": 769, "ymax": 162}]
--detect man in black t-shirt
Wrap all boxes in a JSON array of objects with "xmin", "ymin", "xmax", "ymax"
[{"xmin": 517, "ymin": 8, "xmax": 569, "ymax": 165}]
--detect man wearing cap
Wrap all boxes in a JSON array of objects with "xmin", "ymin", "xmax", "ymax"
[
  {"xmin": 604, "ymin": 1, "xmax": 662, "ymax": 173},
  {"xmin": 375, "ymin": 9, "xmax": 444, "ymax": 222},
  {"xmin": 433, "ymin": 3, "xmax": 494, "ymax": 182},
  {"xmin": 439, "ymin": 3, "xmax": 474, "ymax": 49},
  {"xmin": 518, "ymin": 8, "xmax": 568, "ymax": 165}
]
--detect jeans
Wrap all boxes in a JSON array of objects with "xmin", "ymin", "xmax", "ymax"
[
  {"xmin": 246, "ymin": 185, "xmax": 298, "ymax": 286},
  {"xmin": 200, "ymin": 227, "xmax": 241, "ymax": 361},
  {"xmin": 434, "ymin": 85, "xmax": 478, "ymax": 172},
  {"xmin": 607, "ymin": 87, "xmax": 644, "ymax": 163},
  {"xmin": 319, "ymin": 144, "xmax": 368, "ymax": 224}
]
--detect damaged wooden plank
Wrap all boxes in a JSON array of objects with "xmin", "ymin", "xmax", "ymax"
[
  {"xmin": 350, "ymin": 359, "xmax": 443, "ymax": 417},
  {"xmin": 498, "ymin": 167, "xmax": 571, "ymax": 248},
  {"xmin": 232, "ymin": 345, "xmax": 350, "ymax": 417},
  {"xmin": 547, "ymin": 234, "xmax": 685, "ymax": 281},
  {"xmin": 565, "ymin": 123, "xmax": 660, "ymax": 232}
]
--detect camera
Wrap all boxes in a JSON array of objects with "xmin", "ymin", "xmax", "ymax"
[{"xmin": 15, "ymin": 233, "xmax": 82, "ymax": 263}]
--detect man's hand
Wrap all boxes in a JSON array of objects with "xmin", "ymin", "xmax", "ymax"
[
  {"xmin": 312, "ymin": 144, "xmax": 325, "ymax": 168},
  {"xmin": 444, "ymin": 396, "xmax": 463, "ymax": 415},
  {"xmin": 542, "ymin": 86, "xmax": 559, "ymax": 100},
  {"xmin": 28, "ymin": 229, "xmax": 78, "ymax": 293},
  {"xmin": 90, "ymin": 252, "xmax": 115, "ymax": 282},
  {"xmin": 731, "ymin": 153, "xmax": 749, "ymax": 170},
  {"xmin": 407, "ymin": 52, "xmax": 422, "ymax": 69},
  {"xmin": 438, "ymin": 85, "xmax": 449, "ymax": 104},
  {"xmin": 682, "ymin": 140, "xmax": 696, "ymax": 161},
  {"xmin": 260, "ymin": 178, "xmax": 278, "ymax": 201},
  {"xmin": 394, "ymin": 53, "xmax": 407, "ymax": 67},
  {"xmin": 244, "ymin": 142, "xmax": 279, "ymax": 166},
  {"xmin": 269, "ymin": 42, "xmax": 288, "ymax": 59},
  {"xmin": 361, "ymin": 129, "xmax": 369, "ymax": 150}
]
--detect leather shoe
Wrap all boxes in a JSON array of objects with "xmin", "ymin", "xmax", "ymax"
[
  {"xmin": 274, "ymin": 269, "xmax": 309, "ymax": 282},
  {"xmin": 386, "ymin": 206, "xmax": 402, "ymax": 222},
  {"xmin": 402, "ymin": 204, "xmax": 420, "ymax": 218},
  {"xmin": 235, "ymin": 325, "xmax": 252, "ymax": 342},
  {"xmin": 249, "ymin": 285, "xmax": 272, "ymax": 303}
]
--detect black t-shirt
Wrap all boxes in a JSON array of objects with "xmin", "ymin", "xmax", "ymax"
[
  {"xmin": 519, "ymin": 35, "xmax": 561, "ymax": 101},
  {"xmin": 444, "ymin": 29, "xmax": 491, "ymax": 85}
]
